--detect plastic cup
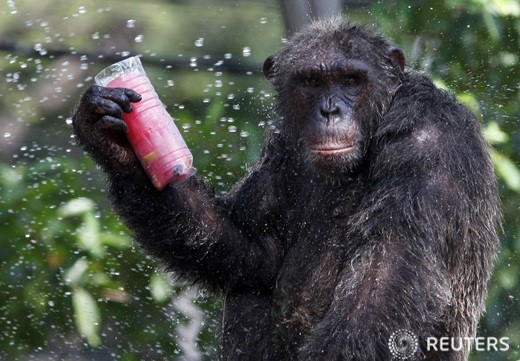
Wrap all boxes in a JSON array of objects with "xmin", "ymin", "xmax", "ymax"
[{"xmin": 95, "ymin": 56, "xmax": 195, "ymax": 190}]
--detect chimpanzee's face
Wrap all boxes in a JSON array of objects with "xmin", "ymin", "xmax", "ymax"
[{"xmin": 264, "ymin": 33, "xmax": 404, "ymax": 172}]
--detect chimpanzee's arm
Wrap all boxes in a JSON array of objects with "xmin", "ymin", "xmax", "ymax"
[
  {"xmin": 72, "ymin": 85, "xmax": 283, "ymax": 291},
  {"xmin": 108, "ymin": 160, "xmax": 283, "ymax": 291}
]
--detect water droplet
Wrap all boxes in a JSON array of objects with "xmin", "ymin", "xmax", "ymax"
[
  {"xmin": 126, "ymin": 19, "xmax": 136, "ymax": 28},
  {"xmin": 260, "ymin": 17, "xmax": 268, "ymax": 24},
  {"xmin": 134, "ymin": 34, "xmax": 144, "ymax": 43},
  {"xmin": 7, "ymin": 0, "xmax": 17, "ymax": 14},
  {"xmin": 194, "ymin": 38, "xmax": 204, "ymax": 47},
  {"xmin": 242, "ymin": 47, "xmax": 251, "ymax": 57}
]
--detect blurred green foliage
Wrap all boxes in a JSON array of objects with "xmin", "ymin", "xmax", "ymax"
[
  {"xmin": 0, "ymin": 0, "xmax": 519, "ymax": 360},
  {"xmin": 0, "ymin": 158, "xmax": 222, "ymax": 359}
]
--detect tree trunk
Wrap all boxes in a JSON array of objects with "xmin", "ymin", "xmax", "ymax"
[{"xmin": 279, "ymin": 0, "xmax": 343, "ymax": 36}]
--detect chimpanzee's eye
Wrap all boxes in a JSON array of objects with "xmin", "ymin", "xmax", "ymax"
[
  {"xmin": 304, "ymin": 77, "xmax": 321, "ymax": 87},
  {"xmin": 343, "ymin": 75, "xmax": 361, "ymax": 87}
]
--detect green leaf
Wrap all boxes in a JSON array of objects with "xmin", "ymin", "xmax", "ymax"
[
  {"xmin": 489, "ymin": 0, "xmax": 520, "ymax": 16},
  {"xmin": 58, "ymin": 197, "xmax": 96, "ymax": 217},
  {"xmin": 72, "ymin": 288, "xmax": 101, "ymax": 347},
  {"xmin": 457, "ymin": 93, "xmax": 481, "ymax": 115},
  {"xmin": 0, "ymin": 165, "xmax": 22, "ymax": 187},
  {"xmin": 92, "ymin": 272, "xmax": 113, "ymax": 287},
  {"xmin": 432, "ymin": 77, "xmax": 448, "ymax": 90},
  {"xmin": 64, "ymin": 258, "xmax": 89, "ymax": 286},
  {"xmin": 482, "ymin": 5, "xmax": 500, "ymax": 41},
  {"xmin": 100, "ymin": 232, "xmax": 132, "ymax": 249},
  {"xmin": 492, "ymin": 150, "xmax": 520, "ymax": 192},
  {"xmin": 483, "ymin": 121, "xmax": 509, "ymax": 144},
  {"xmin": 207, "ymin": 100, "xmax": 225, "ymax": 122},
  {"xmin": 77, "ymin": 213, "xmax": 104, "ymax": 258},
  {"xmin": 150, "ymin": 272, "xmax": 172, "ymax": 303},
  {"xmin": 497, "ymin": 267, "xmax": 518, "ymax": 290}
]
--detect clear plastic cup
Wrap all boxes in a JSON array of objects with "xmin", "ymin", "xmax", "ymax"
[{"xmin": 95, "ymin": 56, "xmax": 195, "ymax": 190}]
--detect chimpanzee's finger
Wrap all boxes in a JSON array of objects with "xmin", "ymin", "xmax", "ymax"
[
  {"xmin": 89, "ymin": 95, "xmax": 124, "ymax": 118},
  {"xmin": 88, "ymin": 85, "xmax": 138, "ymax": 114},
  {"xmin": 98, "ymin": 115, "xmax": 128, "ymax": 133},
  {"xmin": 97, "ymin": 87, "xmax": 132, "ymax": 113},
  {"xmin": 116, "ymin": 88, "xmax": 142, "ymax": 104},
  {"xmin": 100, "ymin": 87, "xmax": 142, "ymax": 113}
]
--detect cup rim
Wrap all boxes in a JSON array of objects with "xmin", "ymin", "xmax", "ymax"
[{"xmin": 94, "ymin": 56, "xmax": 144, "ymax": 87}]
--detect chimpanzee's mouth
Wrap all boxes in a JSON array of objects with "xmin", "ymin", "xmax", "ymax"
[{"xmin": 310, "ymin": 144, "xmax": 355, "ymax": 157}]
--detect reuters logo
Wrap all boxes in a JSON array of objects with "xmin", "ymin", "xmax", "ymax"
[{"xmin": 388, "ymin": 329, "xmax": 419, "ymax": 360}]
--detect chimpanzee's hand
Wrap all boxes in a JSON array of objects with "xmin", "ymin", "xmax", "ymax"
[{"xmin": 72, "ymin": 85, "xmax": 144, "ymax": 176}]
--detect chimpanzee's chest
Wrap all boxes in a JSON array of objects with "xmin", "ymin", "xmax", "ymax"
[{"xmin": 271, "ymin": 186, "xmax": 361, "ymax": 352}]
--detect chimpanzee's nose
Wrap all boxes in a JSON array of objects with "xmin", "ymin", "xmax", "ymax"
[{"xmin": 320, "ymin": 98, "xmax": 340, "ymax": 119}]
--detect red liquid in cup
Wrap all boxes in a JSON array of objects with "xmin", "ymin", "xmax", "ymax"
[{"xmin": 106, "ymin": 72, "xmax": 195, "ymax": 190}]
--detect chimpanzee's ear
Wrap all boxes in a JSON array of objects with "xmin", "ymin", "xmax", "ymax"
[
  {"xmin": 387, "ymin": 46, "xmax": 405, "ymax": 71},
  {"xmin": 263, "ymin": 55, "xmax": 276, "ymax": 80}
]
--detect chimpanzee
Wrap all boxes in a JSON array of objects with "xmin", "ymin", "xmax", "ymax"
[{"xmin": 72, "ymin": 18, "xmax": 500, "ymax": 360}]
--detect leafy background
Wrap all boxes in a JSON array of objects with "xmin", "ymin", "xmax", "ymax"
[{"xmin": 0, "ymin": 0, "xmax": 519, "ymax": 360}]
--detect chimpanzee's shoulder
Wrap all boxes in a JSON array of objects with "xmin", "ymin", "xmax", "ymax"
[
  {"xmin": 381, "ymin": 72, "xmax": 477, "ymax": 135},
  {"xmin": 398, "ymin": 72, "xmax": 462, "ymax": 109}
]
